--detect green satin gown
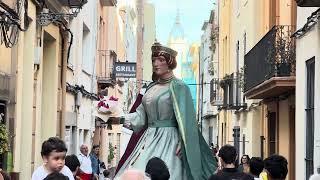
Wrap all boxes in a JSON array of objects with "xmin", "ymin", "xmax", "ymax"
[{"xmin": 115, "ymin": 78, "xmax": 217, "ymax": 180}]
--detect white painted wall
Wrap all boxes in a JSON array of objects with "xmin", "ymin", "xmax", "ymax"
[
  {"xmin": 66, "ymin": 0, "xmax": 98, "ymax": 155},
  {"xmin": 199, "ymin": 20, "xmax": 218, "ymax": 145},
  {"xmin": 295, "ymin": 7, "xmax": 320, "ymax": 179}
]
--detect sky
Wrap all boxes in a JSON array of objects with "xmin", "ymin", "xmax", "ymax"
[{"xmin": 149, "ymin": 0, "xmax": 216, "ymax": 45}]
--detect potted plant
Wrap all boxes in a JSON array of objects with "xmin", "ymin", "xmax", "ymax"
[{"xmin": 0, "ymin": 123, "xmax": 9, "ymax": 154}]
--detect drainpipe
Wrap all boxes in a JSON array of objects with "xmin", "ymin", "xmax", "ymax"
[
  {"xmin": 276, "ymin": 99, "xmax": 280, "ymax": 153},
  {"xmin": 59, "ymin": 26, "xmax": 68, "ymax": 139},
  {"xmin": 198, "ymin": 49, "xmax": 201, "ymax": 128},
  {"xmin": 201, "ymin": 73, "xmax": 204, "ymax": 133}
]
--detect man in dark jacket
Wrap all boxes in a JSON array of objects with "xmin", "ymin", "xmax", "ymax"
[{"xmin": 208, "ymin": 145, "xmax": 253, "ymax": 180}]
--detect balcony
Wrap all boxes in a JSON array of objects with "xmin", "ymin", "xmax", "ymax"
[
  {"xmin": 210, "ymin": 73, "xmax": 247, "ymax": 110},
  {"xmin": 100, "ymin": 0, "xmax": 117, "ymax": 6},
  {"xmin": 210, "ymin": 78, "xmax": 223, "ymax": 106},
  {"xmin": 221, "ymin": 73, "xmax": 247, "ymax": 110},
  {"xmin": 244, "ymin": 26, "xmax": 296, "ymax": 99},
  {"xmin": 97, "ymin": 50, "xmax": 117, "ymax": 89},
  {"xmin": 295, "ymin": 0, "xmax": 320, "ymax": 7}
]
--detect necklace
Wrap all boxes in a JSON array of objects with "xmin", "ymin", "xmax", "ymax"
[{"xmin": 157, "ymin": 75, "xmax": 174, "ymax": 84}]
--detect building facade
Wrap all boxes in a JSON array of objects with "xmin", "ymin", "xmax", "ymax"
[
  {"xmin": 0, "ymin": 0, "xmax": 91, "ymax": 178},
  {"xmin": 217, "ymin": 2, "xmax": 297, "ymax": 179},
  {"xmin": 242, "ymin": 1, "xmax": 297, "ymax": 179},
  {"xmin": 199, "ymin": 12, "xmax": 219, "ymax": 145},
  {"xmin": 65, "ymin": 0, "xmax": 99, "ymax": 156},
  {"xmin": 294, "ymin": 5, "xmax": 320, "ymax": 179}
]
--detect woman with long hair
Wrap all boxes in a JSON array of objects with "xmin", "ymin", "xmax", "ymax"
[{"xmin": 238, "ymin": 154, "xmax": 250, "ymax": 173}]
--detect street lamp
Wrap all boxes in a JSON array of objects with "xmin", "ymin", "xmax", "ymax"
[{"xmin": 37, "ymin": 0, "xmax": 88, "ymax": 26}]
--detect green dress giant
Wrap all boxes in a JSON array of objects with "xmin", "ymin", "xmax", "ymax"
[{"xmin": 115, "ymin": 78, "xmax": 217, "ymax": 180}]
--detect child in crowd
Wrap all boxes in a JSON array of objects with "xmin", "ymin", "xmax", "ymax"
[{"xmin": 32, "ymin": 137, "xmax": 74, "ymax": 180}]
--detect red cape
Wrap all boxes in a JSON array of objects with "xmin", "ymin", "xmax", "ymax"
[{"xmin": 114, "ymin": 93, "xmax": 146, "ymax": 174}]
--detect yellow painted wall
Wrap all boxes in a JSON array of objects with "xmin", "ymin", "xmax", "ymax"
[
  {"xmin": 218, "ymin": 0, "xmax": 296, "ymax": 163},
  {"xmin": 19, "ymin": 2, "xmax": 37, "ymax": 176},
  {"xmin": 0, "ymin": 46, "xmax": 12, "ymax": 74},
  {"xmin": 218, "ymin": 0, "xmax": 231, "ymax": 149},
  {"xmin": 229, "ymin": 0, "xmax": 266, "ymax": 158},
  {"xmin": 143, "ymin": 2, "xmax": 155, "ymax": 81},
  {"xmin": 265, "ymin": 98, "xmax": 294, "ymax": 180},
  {"xmin": 218, "ymin": 0, "xmax": 231, "ymax": 79},
  {"xmin": 32, "ymin": 24, "xmax": 61, "ymax": 170}
]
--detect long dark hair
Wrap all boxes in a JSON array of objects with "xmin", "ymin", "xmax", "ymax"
[
  {"xmin": 152, "ymin": 72, "xmax": 159, "ymax": 82},
  {"xmin": 240, "ymin": 154, "xmax": 250, "ymax": 165}
]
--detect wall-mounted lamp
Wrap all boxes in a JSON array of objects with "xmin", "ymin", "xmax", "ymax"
[{"xmin": 37, "ymin": 0, "xmax": 88, "ymax": 26}]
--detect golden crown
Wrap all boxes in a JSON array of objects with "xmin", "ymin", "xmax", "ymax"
[{"xmin": 151, "ymin": 41, "xmax": 178, "ymax": 58}]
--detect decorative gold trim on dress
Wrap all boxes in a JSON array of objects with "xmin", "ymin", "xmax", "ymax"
[{"xmin": 170, "ymin": 83, "xmax": 186, "ymax": 143}]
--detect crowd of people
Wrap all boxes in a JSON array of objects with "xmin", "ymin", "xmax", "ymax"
[
  {"xmin": 22, "ymin": 136, "xmax": 320, "ymax": 180},
  {"xmin": 25, "ymin": 136, "xmax": 171, "ymax": 180},
  {"xmin": 30, "ymin": 137, "xmax": 110, "ymax": 180}
]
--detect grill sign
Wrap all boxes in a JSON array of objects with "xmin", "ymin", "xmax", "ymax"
[{"xmin": 114, "ymin": 62, "xmax": 136, "ymax": 78}]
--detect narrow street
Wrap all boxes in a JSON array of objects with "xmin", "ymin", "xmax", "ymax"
[{"xmin": 0, "ymin": 0, "xmax": 320, "ymax": 180}]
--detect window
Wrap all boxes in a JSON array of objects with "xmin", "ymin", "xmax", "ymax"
[
  {"xmin": 65, "ymin": 126, "xmax": 71, "ymax": 153},
  {"xmin": 116, "ymin": 133, "xmax": 121, "ymax": 163},
  {"xmin": 79, "ymin": 129, "xmax": 84, "ymax": 146},
  {"xmin": 71, "ymin": 126, "xmax": 77, "ymax": 154},
  {"xmin": 306, "ymin": 57, "xmax": 315, "ymax": 179},
  {"xmin": 82, "ymin": 23, "xmax": 92, "ymax": 74},
  {"xmin": 209, "ymin": 126, "xmax": 213, "ymax": 144},
  {"xmin": 84, "ymin": 130, "xmax": 89, "ymax": 145}
]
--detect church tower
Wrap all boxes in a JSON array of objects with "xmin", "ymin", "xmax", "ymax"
[{"xmin": 167, "ymin": 8, "xmax": 188, "ymax": 79}]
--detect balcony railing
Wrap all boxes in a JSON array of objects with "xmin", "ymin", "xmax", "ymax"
[
  {"xmin": 100, "ymin": 0, "xmax": 117, "ymax": 6},
  {"xmin": 97, "ymin": 50, "xmax": 117, "ymax": 87},
  {"xmin": 244, "ymin": 25, "xmax": 296, "ymax": 93},
  {"xmin": 295, "ymin": 0, "xmax": 320, "ymax": 7},
  {"xmin": 210, "ymin": 78, "xmax": 223, "ymax": 106},
  {"xmin": 210, "ymin": 73, "xmax": 247, "ymax": 110}
]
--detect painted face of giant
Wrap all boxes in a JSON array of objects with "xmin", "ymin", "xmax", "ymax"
[{"xmin": 152, "ymin": 55, "xmax": 170, "ymax": 77}]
